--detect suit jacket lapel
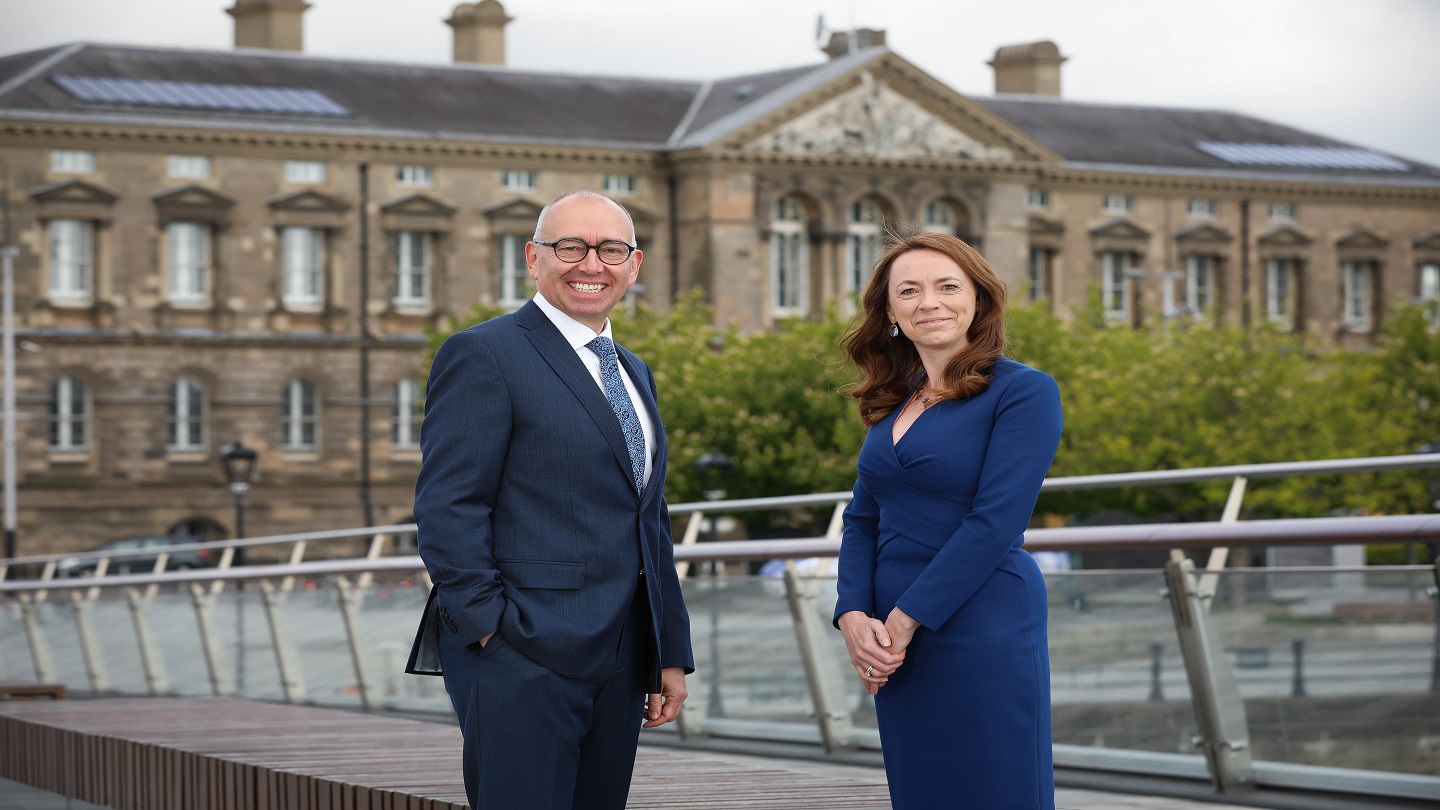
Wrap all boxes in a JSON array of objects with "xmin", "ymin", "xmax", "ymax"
[{"xmin": 515, "ymin": 302, "xmax": 637, "ymax": 491}]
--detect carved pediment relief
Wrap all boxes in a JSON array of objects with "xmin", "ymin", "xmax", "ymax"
[
  {"xmin": 268, "ymin": 189, "xmax": 350, "ymax": 213},
  {"xmin": 1089, "ymin": 219, "xmax": 1151, "ymax": 241},
  {"xmin": 1174, "ymin": 223, "xmax": 1233, "ymax": 245},
  {"xmin": 1028, "ymin": 215, "xmax": 1065, "ymax": 236},
  {"xmin": 742, "ymin": 72, "xmax": 1014, "ymax": 161},
  {"xmin": 1257, "ymin": 225, "xmax": 1312, "ymax": 247},
  {"xmin": 380, "ymin": 193, "xmax": 456, "ymax": 218},
  {"xmin": 1336, "ymin": 228, "xmax": 1389, "ymax": 250},
  {"xmin": 30, "ymin": 179, "xmax": 118, "ymax": 206}
]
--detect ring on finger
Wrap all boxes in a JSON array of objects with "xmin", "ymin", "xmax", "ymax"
[{"xmin": 865, "ymin": 665, "xmax": 875, "ymax": 677}]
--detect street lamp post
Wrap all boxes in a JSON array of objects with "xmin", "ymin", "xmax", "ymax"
[
  {"xmin": 694, "ymin": 449, "xmax": 734, "ymax": 719},
  {"xmin": 220, "ymin": 439, "xmax": 258, "ymax": 694}
]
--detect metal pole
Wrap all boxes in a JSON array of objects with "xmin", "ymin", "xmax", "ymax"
[
  {"xmin": 232, "ymin": 484, "xmax": 247, "ymax": 695},
  {"xmin": 1291, "ymin": 638, "xmax": 1306, "ymax": 698},
  {"xmin": 357, "ymin": 162, "xmax": 374, "ymax": 528},
  {"xmin": 706, "ymin": 508, "xmax": 724, "ymax": 718},
  {"xmin": 3, "ymin": 162, "xmax": 18, "ymax": 560}
]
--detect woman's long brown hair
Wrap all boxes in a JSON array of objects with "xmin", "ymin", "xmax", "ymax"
[{"xmin": 842, "ymin": 230, "xmax": 1008, "ymax": 427}]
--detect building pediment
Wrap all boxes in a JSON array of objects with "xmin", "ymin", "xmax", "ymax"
[
  {"xmin": 483, "ymin": 197, "xmax": 543, "ymax": 220},
  {"xmin": 30, "ymin": 179, "xmax": 118, "ymax": 206},
  {"xmin": 1415, "ymin": 230, "xmax": 1440, "ymax": 252},
  {"xmin": 151, "ymin": 184, "xmax": 236, "ymax": 226},
  {"xmin": 268, "ymin": 189, "xmax": 350, "ymax": 213},
  {"xmin": 1028, "ymin": 215, "xmax": 1065, "ymax": 236},
  {"xmin": 1089, "ymin": 219, "xmax": 1150, "ymax": 241},
  {"xmin": 1257, "ymin": 225, "xmax": 1312, "ymax": 247},
  {"xmin": 1174, "ymin": 223, "xmax": 1233, "ymax": 245},
  {"xmin": 379, "ymin": 193, "xmax": 456, "ymax": 218},
  {"xmin": 1335, "ymin": 228, "xmax": 1389, "ymax": 250}
]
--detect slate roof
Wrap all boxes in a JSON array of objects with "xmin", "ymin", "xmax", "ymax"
[{"xmin": 974, "ymin": 95, "xmax": 1440, "ymax": 185}]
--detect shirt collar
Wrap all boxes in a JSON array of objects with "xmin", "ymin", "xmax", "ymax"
[{"xmin": 532, "ymin": 291, "xmax": 613, "ymax": 350}]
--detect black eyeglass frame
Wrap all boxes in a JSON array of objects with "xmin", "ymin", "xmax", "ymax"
[{"xmin": 533, "ymin": 238, "xmax": 637, "ymax": 265}]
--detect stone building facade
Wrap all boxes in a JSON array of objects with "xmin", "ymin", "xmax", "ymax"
[{"xmin": 1, "ymin": 2, "xmax": 1437, "ymax": 554}]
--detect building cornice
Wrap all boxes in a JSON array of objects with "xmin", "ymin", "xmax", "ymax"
[
  {"xmin": 1033, "ymin": 163, "xmax": 1440, "ymax": 203},
  {"xmin": 18, "ymin": 329, "xmax": 428, "ymax": 351}
]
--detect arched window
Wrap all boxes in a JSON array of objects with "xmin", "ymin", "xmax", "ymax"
[
  {"xmin": 769, "ymin": 196, "xmax": 808, "ymax": 317},
  {"xmin": 168, "ymin": 377, "xmax": 206, "ymax": 451},
  {"xmin": 845, "ymin": 199, "xmax": 884, "ymax": 303},
  {"xmin": 922, "ymin": 200, "xmax": 957, "ymax": 235},
  {"xmin": 49, "ymin": 376, "xmax": 89, "ymax": 450},
  {"xmin": 394, "ymin": 378, "xmax": 423, "ymax": 450},
  {"xmin": 281, "ymin": 378, "xmax": 319, "ymax": 451}
]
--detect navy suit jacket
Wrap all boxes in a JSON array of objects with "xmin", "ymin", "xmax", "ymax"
[{"xmin": 407, "ymin": 301, "xmax": 694, "ymax": 687}]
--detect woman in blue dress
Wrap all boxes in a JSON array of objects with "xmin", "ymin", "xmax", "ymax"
[{"xmin": 835, "ymin": 230, "xmax": 1063, "ymax": 810}]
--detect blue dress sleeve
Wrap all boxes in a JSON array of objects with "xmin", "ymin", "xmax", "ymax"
[
  {"xmin": 895, "ymin": 368, "xmax": 1063, "ymax": 631},
  {"xmin": 834, "ymin": 473, "xmax": 880, "ymax": 625}
]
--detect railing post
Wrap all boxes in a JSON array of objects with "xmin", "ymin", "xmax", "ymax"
[
  {"xmin": 189, "ymin": 582, "xmax": 230, "ymax": 695},
  {"xmin": 124, "ymin": 587, "xmax": 169, "ymax": 696},
  {"xmin": 1148, "ymin": 640, "xmax": 1164, "ymax": 702},
  {"xmin": 1290, "ymin": 638, "xmax": 1306, "ymax": 698},
  {"xmin": 1429, "ymin": 559, "xmax": 1439, "ymax": 693},
  {"xmin": 783, "ymin": 562, "xmax": 854, "ymax": 754},
  {"xmin": 259, "ymin": 580, "xmax": 308, "ymax": 704},
  {"xmin": 1164, "ymin": 557, "xmax": 1255, "ymax": 793},
  {"xmin": 69, "ymin": 591, "xmax": 110, "ymax": 693},
  {"xmin": 19, "ymin": 595, "xmax": 56, "ymax": 683},
  {"xmin": 336, "ymin": 575, "xmax": 379, "ymax": 711}
]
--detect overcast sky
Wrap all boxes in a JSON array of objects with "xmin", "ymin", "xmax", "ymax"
[{"xmin": 4, "ymin": 0, "xmax": 1439, "ymax": 168}]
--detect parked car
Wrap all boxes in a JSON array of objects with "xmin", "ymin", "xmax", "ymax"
[{"xmin": 57, "ymin": 536, "xmax": 212, "ymax": 577}]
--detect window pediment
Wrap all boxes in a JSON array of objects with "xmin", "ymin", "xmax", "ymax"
[
  {"xmin": 380, "ymin": 193, "xmax": 456, "ymax": 218},
  {"xmin": 1089, "ymin": 219, "xmax": 1150, "ymax": 241},
  {"xmin": 1257, "ymin": 225, "xmax": 1312, "ymax": 248},
  {"xmin": 269, "ymin": 189, "xmax": 349, "ymax": 229},
  {"xmin": 1028, "ymin": 215, "xmax": 1065, "ymax": 237},
  {"xmin": 1174, "ymin": 223, "xmax": 1233, "ymax": 245},
  {"xmin": 153, "ymin": 184, "xmax": 235, "ymax": 226},
  {"xmin": 30, "ymin": 179, "xmax": 117, "ymax": 221},
  {"xmin": 483, "ymin": 197, "xmax": 543, "ymax": 221},
  {"xmin": 1414, "ymin": 230, "xmax": 1440, "ymax": 255},
  {"xmin": 1335, "ymin": 228, "xmax": 1389, "ymax": 250}
]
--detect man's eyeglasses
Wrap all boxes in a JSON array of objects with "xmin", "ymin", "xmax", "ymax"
[{"xmin": 534, "ymin": 238, "xmax": 636, "ymax": 266}]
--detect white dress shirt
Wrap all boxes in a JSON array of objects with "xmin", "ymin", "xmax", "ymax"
[{"xmin": 532, "ymin": 292, "xmax": 656, "ymax": 489}]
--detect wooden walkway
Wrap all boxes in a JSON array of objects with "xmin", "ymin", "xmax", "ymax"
[{"xmin": 0, "ymin": 697, "xmax": 894, "ymax": 809}]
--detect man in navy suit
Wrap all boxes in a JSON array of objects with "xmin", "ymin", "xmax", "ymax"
[{"xmin": 408, "ymin": 191, "xmax": 693, "ymax": 810}]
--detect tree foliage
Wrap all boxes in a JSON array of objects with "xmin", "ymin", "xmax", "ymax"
[{"xmin": 426, "ymin": 296, "xmax": 1439, "ymax": 526}]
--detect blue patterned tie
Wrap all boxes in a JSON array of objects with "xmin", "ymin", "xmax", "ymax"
[{"xmin": 586, "ymin": 336, "xmax": 645, "ymax": 491}]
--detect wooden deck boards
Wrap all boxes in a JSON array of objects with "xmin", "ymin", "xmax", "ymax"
[{"xmin": 0, "ymin": 698, "xmax": 893, "ymax": 810}]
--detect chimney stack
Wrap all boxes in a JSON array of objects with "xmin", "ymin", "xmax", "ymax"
[
  {"xmin": 989, "ymin": 41, "xmax": 1066, "ymax": 97},
  {"xmin": 448, "ymin": 1, "xmax": 512, "ymax": 65},
  {"xmin": 227, "ymin": 0, "xmax": 311, "ymax": 51},
  {"xmin": 821, "ymin": 28, "xmax": 887, "ymax": 60}
]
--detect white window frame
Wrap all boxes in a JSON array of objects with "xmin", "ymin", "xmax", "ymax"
[
  {"xmin": 283, "ymin": 160, "xmax": 326, "ymax": 184},
  {"xmin": 167, "ymin": 155, "xmax": 212, "ymax": 179},
  {"xmin": 922, "ymin": 201, "xmax": 956, "ymax": 235},
  {"xmin": 1184, "ymin": 255, "xmax": 1213, "ymax": 318},
  {"xmin": 51, "ymin": 150, "xmax": 95, "ymax": 173},
  {"xmin": 393, "ymin": 231, "xmax": 431, "ymax": 309},
  {"xmin": 1026, "ymin": 189, "xmax": 1050, "ymax": 210},
  {"xmin": 166, "ymin": 222, "xmax": 210, "ymax": 305},
  {"xmin": 1266, "ymin": 258, "xmax": 1296, "ymax": 329},
  {"xmin": 1187, "ymin": 198, "xmax": 1217, "ymax": 219},
  {"xmin": 168, "ymin": 377, "xmax": 206, "ymax": 452},
  {"xmin": 501, "ymin": 170, "xmax": 537, "ymax": 191},
  {"xmin": 281, "ymin": 379, "xmax": 319, "ymax": 452},
  {"xmin": 498, "ymin": 234, "xmax": 529, "ymax": 308},
  {"xmin": 602, "ymin": 174, "xmax": 636, "ymax": 195},
  {"xmin": 281, "ymin": 227, "xmax": 324, "ymax": 309},
  {"xmin": 1103, "ymin": 194, "xmax": 1133, "ymax": 215},
  {"xmin": 1343, "ymin": 261, "xmax": 1372, "ymax": 331},
  {"xmin": 393, "ymin": 378, "xmax": 423, "ymax": 450},
  {"xmin": 845, "ymin": 199, "xmax": 883, "ymax": 302},
  {"xmin": 396, "ymin": 165, "xmax": 434, "ymax": 188},
  {"xmin": 47, "ymin": 219, "xmax": 94, "ymax": 304},
  {"xmin": 1101, "ymin": 252, "xmax": 1130, "ymax": 321},
  {"xmin": 50, "ymin": 376, "xmax": 89, "ymax": 451},
  {"xmin": 1421, "ymin": 262, "xmax": 1440, "ymax": 325},
  {"xmin": 770, "ymin": 197, "xmax": 808, "ymax": 318},
  {"xmin": 1268, "ymin": 202, "xmax": 1297, "ymax": 223},
  {"xmin": 1027, "ymin": 248, "xmax": 1049, "ymax": 303}
]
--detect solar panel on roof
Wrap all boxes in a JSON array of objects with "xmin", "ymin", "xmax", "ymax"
[
  {"xmin": 52, "ymin": 75, "xmax": 349, "ymax": 117},
  {"xmin": 1195, "ymin": 142, "xmax": 1407, "ymax": 172}
]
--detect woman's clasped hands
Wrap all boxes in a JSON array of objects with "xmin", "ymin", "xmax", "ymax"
[{"xmin": 838, "ymin": 607, "xmax": 919, "ymax": 695}]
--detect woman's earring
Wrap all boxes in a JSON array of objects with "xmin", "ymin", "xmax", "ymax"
[{"xmin": 888, "ymin": 322, "xmax": 899, "ymax": 337}]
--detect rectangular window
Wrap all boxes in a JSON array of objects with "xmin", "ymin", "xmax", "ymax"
[
  {"xmin": 1103, "ymin": 194, "xmax": 1133, "ymax": 215},
  {"xmin": 498, "ymin": 234, "xmax": 529, "ymax": 308},
  {"xmin": 1343, "ymin": 261, "xmax": 1372, "ymax": 330},
  {"xmin": 396, "ymin": 165, "xmax": 433, "ymax": 187},
  {"xmin": 50, "ymin": 377, "xmax": 88, "ymax": 451},
  {"xmin": 1101, "ymin": 252, "xmax": 1129, "ymax": 321},
  {"xmin": 282, "ymin": 379, "xmax": 318, "ymax": 451},
  {"xmin": 167, "ymin": 155, "xmax": 212, "ymax": 179},
  {"xmin": 1421, "ymin": 262, "xmax": 1440, "ymax": 325},
  {"xmin": 167, "ymin": 222, "xmax": 210, "ymax": 304},
  {"xmin": 1184, "ymin": 255, "xmax": 1213, "ymax": 317},
  {"xmin": 771, "ymin": 231, "xmax": 806, "ymax": 316},
  {"xmin": 284, "ymin": 160, "xmax": 326, "ymax": 184},
  {"xmin": 1268, "ymin": 202, "xmax": 1297, "ymax": 223},
  {"xmin": 393, "ymin": 378, "xmax": 423, "ymax": 450},
  {"xmin": 1026, "ymin": 249, "xmax": 1050, "ymax": 303},
  {"xmin": 47, "ymin": 219, "xmax": 94, "ymax": 303},
  {"xmin": 51, "ymin": 150, "xmax": 95, "ymax": 173},
  {"xmin": 1026, "ymin": 189, "xmax": 1050, "ymax": 210},
  {"xmin": 281, "ymin": 227, "xmax": 323, "ymax": 308},
  {"xmin": 502, "ymin": 170, "xmax": 537, "ymax": 191},
  {"xmin": 1266, "ymin": 259, "xmax": 1295, "ymax": 328},
  {"xmin": 393, "ymin": 231, "xmax": 431, "ymax": 308},
  {"xmin": 168, "ymin": 378, "xmax": 206, "ymax": 452},
  {"xmin": 602, "ymin": 174, "xmax": 636, "ymax": 195},
  {"xmin": 1187, "ymin": 198, "xmax": 1217, "ymax": 218}
]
